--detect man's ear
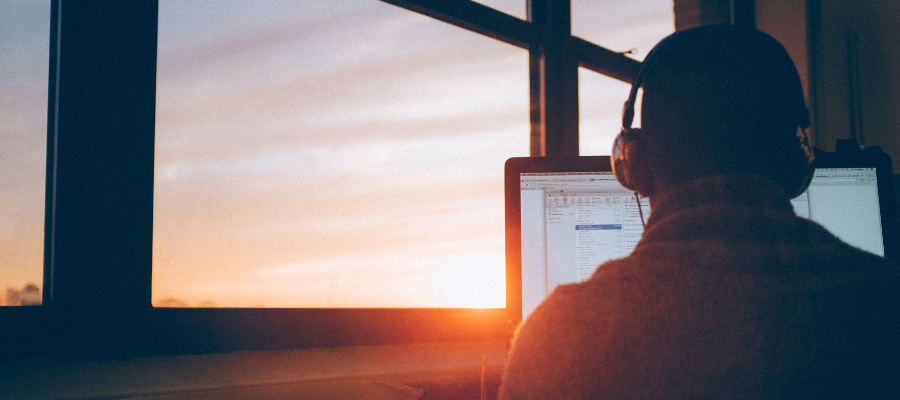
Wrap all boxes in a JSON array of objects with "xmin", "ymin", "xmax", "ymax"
[{"xmin": 624, "ymin": 137, "xmax": 656, "ymax": 197}]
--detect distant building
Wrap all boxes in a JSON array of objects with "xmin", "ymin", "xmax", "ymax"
[
  {"xmin": 5, "ymin": 284, "xmax": 41, "ymax": 306},
  {"xmin": 156, "ymin": 297, "xmax": 191, "ymax": 308},
  {"xmin": 6, "ymin": 287, "xmax": 21, "ymax": 306},
  {"xmin": 21, "ymin": 284, "xmax": 41, "ymax": 306}
]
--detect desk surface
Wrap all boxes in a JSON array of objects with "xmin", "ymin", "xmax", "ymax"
[{"xmin": 0, "ymin": 340, "xmax": 507, "ymax": 400}]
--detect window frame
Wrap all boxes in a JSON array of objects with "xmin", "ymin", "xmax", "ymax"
[{"xmin": 0, "ymin": 0, "xmax": 641, "ymax": 359}]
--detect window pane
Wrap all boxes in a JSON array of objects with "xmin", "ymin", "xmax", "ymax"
[
  {"xmin": 0, "ymin": 1, "xmax": 50, "ymax": 306},
  {"xmin": 575, "ymin": 0, "xmax": 674, "ymax": 156},
  {"xmin": 154, "ymin": 0, "xmax": 527, "ymax": 308},
  {"xmin": 572, "ymin": 0, "xmax": 674, "ymax": 59},
  {"xmin": 474, "ymin": 0, "xmax": 526, "ymax": 20},
  {"xmin": 578, "ymin": 70, "xmax": 633, "ymax": 156}
]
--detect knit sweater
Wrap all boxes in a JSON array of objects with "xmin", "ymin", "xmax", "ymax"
[{"xmin": 500, "ymin": 174, "xmax": 900, "ymax": 399}]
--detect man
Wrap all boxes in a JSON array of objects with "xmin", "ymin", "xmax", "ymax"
[{"xmin": 500, "ymin": 24, "xmax": 900, "ymax": 399}]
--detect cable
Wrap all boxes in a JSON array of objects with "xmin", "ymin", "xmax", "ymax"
[{"xmin": 635, "ymin": 192, "xmax": 646, "ymax": 227}]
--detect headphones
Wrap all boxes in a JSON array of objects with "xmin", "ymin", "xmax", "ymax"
[{"xmin": 610, "ymin": 25, "xmax": 815, "ymax": 198}]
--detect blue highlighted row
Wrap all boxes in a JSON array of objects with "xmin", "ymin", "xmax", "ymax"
[{"xmin": 576, "ymin": 224, "xmax": 622, "ymax": 230}]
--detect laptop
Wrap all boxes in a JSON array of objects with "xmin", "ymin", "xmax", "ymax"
[{"xmin": 505, "ymin": 152, "xmax": 898, "ymax": 324}]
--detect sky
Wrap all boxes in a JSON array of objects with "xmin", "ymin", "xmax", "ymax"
[
  {"xmin": 1, "ymin": 0, "xmax": 673, "ymax": 308},
  {"xmin": 0, "ymin": 0, "xmax": 50, "ymax": 305}
]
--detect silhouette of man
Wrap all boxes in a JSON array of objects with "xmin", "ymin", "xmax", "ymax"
[{"xmin": 500, "ymin": 24, "xmax": 900, "ymax": 399}]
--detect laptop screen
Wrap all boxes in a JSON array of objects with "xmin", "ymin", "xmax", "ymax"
[
  {"xmin": 519, "ymin": 171, "xmax": 649, "ymax": 319},
  {"xmin": 791, "ymin": 168, "xmax": 883, "ymax": 255},
  {"xmin": 507, "ymin": 157, "xmax": 896, "ymax": 322}
]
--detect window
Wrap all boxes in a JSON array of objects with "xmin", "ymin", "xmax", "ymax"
[
  {"xmin": 575, "ymin": 0, "xmax": 674, "ymax": 155},
  {"xmin": 3, "ymin": 0, "xmax": 677, "ymax": 358},
  {"xmin": 154, "ymin": 0, "xmax": 527, "ymax": 308},
  {"xmin": 572, "ymin": 0, "xmax": 674, "ymax": 56},
  {"xmin": 0, "ymin": 0, "xmax": 50, "ymax": 306}
]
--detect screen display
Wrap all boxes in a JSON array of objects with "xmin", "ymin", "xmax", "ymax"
[
  {"xmin": 791, "ymin": 168, "xmax": 883, "ymax": 255},
  {"xmin": 520, "ymin": 168, "xmax": 884, "ymax": 320},
  {"xmin": 519, "ymin": 172, "xmax": 649, "ymax": 319}
]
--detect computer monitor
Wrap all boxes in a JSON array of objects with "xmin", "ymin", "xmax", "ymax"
[{"xmin": 505, "ymin": 154, "xmax": 898, "ymax": 324}]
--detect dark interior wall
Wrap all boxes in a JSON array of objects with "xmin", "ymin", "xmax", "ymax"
[{"xmin": 804, "ymin": 0, "xmax": 900, "ymax": 168}]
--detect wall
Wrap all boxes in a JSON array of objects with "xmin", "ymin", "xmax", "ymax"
[{"xmin": 760, "ymin": 0, "xmax": 900, "ymax": 170}]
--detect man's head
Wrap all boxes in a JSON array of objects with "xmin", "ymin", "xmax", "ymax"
[{"xmin": 612, "ymin": 24, "xmax": 813, "ymax": 198}]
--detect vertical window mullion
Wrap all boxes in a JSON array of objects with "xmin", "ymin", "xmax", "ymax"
[
  {"xmin": 528, "ymin": 0, "xmax": 578, "ymax": 157},
  {"xmin": 47, "ymin": 0, "xmax": 157, "ymax": 314}
]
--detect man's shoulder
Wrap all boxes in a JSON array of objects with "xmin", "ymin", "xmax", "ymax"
[
  {"xmin": 501, "ymin": 263, "xmax": 633, "ymax": 400},
  {"xmin": 508, "ymin": 257, "xmax": 644, "ymax": 356}
]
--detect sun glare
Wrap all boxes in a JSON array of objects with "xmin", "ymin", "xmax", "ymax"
[{"xmin": 431, "ymin": 253, "xmax": 507, "ymax": 308}]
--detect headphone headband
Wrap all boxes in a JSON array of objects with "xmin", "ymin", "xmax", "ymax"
[{"xmin": 613, "ymin": 24, "xmax": 815, "ymax": 199}]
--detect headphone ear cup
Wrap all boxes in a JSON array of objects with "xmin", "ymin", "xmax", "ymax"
[{"xmin": 611, "ymin": 128, "xmax": 638, "ymax": 191}]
